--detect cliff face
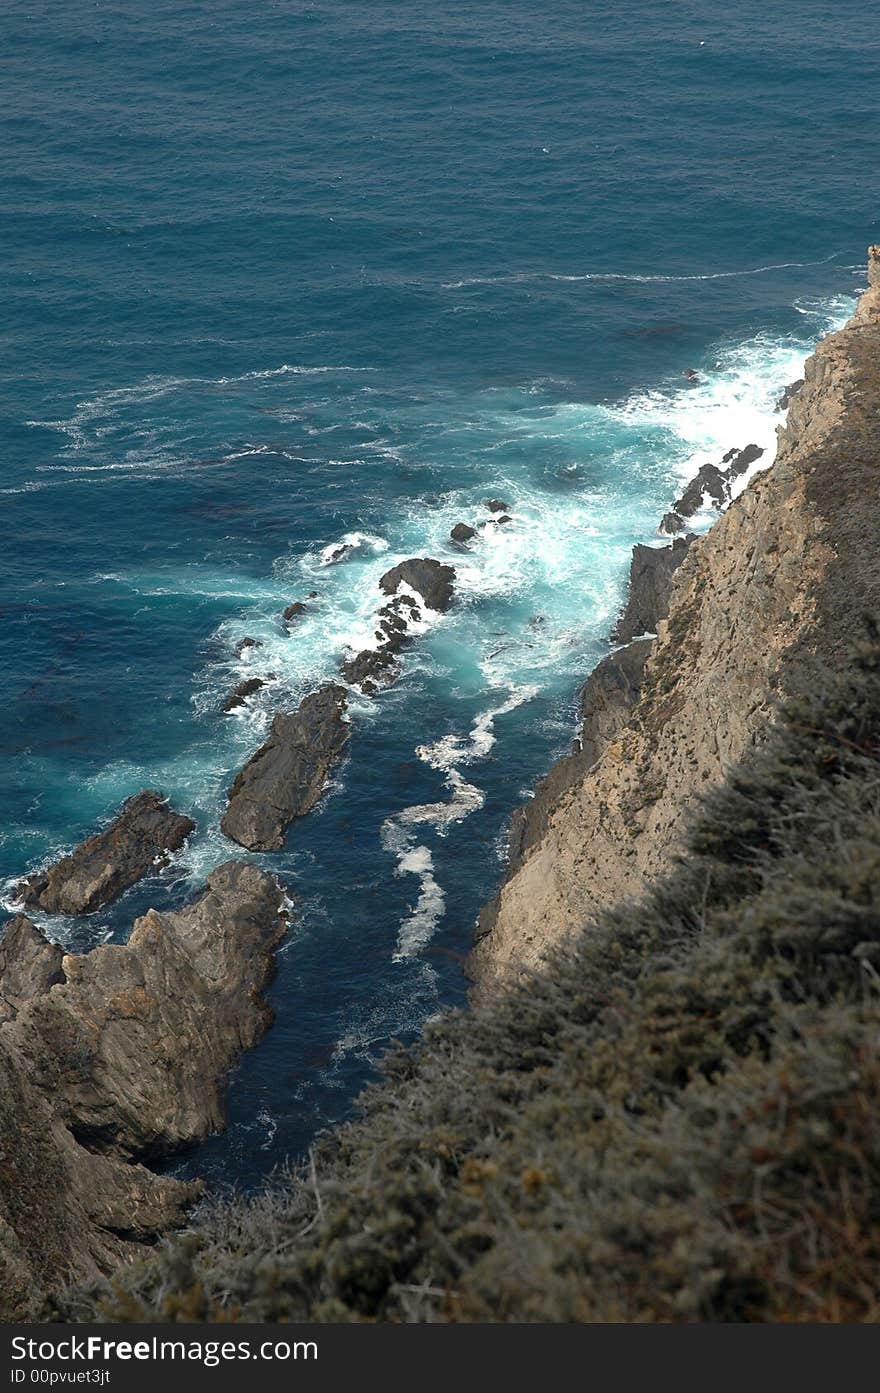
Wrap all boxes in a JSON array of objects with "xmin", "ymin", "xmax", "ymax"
[{"xmin": 471, "ymin": 248, "xmax": 880, "ymax": 992}]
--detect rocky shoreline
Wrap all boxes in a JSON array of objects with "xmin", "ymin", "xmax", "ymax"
[{"xmin": 470, "ymin": 246, "xmax": 880, "ymax": 994}]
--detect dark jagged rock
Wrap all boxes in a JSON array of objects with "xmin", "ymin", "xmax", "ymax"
[
  {"xmin": 450, "ymin": 522, "xmax": 477, "ymax": 543},
  {"xmin": 341, "ymin": 593, "xmax": 425, "ymax": 697},
  {"xmin": 0, "ymin": 916, "xmax": 64, "ymax": 1023},
  {"xmin": 340, "ymin": 647, "xmax": 400, "ymax": 695},
  {"xmin": 777, "ymin": 378, "xmax": 804, "ymax": 411},
  {"xmin": 224, "ymin": 677, "xmax": 266, "ymax": 712},
  {"xmin": 221, "ymin": 685, "xmax": 349, "ymax": 851},
  {"xmin": 494, "ymin": 514, "xmax": 513, "ymax": 525},
  {"xmin": 0, "ymin": 864, "xmax": 286, "ymax": 1315},
  {"xmin": 17, "ymin": 792, "xmax": 196, "ymax": 917},
  {"xmin": 672, "ymin": 444, "xmax": 765, "ymax": 523},
  {"xmin": 379, "ymin": 557, "xmax": 456, "ymax": 613},
  {"xmin": 659, "ymin": 510, "xmax": 687, "ymax": 536},
  {"xmin": 505, "ymin": 639, "xmax": 653, "ymax": 869},
  {"xmin": 721, "ymin": 442, "xmax": 764, "ymax": 481},
  {"xmin": 612, "ymin": 536, "xmax": 695, "ymax": 643},
  {"xmin": 674, "ymin": 462, "xmax": 727, "ymax": 517},
  {"xmin": 283, "ymin": 601, "xmax": 308, "ymax": 623},
  {"xmin": 485, "ymin": 498, "xmax": 509, "ymax": 513},
  {"xmin": 235, "ymin": 637, "xmax": 261, "ymax": 655}
]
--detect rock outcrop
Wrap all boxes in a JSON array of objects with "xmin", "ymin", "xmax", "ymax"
[
  {"xmin": 379, "ymin": 557, "xmax": 456, "ymax": 612},
  {"xmin": 611, "ymin": 536, "xmax": 695, "ymax": 642},
  {"xmin": 0, "ymin": 862, "xmax": 286, "ymax": 1319},
  {"xmin": 659, "ymin": 444, "xmax": 765, "ymax": 534},
  {"xmin": 16, "ymin": 792, "xmax": 195, "ymax": 916},
  {"xmin": 342, "ymin": 559, "xmax": 457, "ymax": 696},
  {"xmin": 224, "ymin": 676, "xmax": 266, "ymax": 711},
  {"xmin": 471, "ymin": 248, "xmax": 880, "ymax": 993},
  {"xmin": 450, "ymin": 522, "xmax": 477, "ymax": 543},
  {"xmin": 221, "ymin": 685, "xmax": 349, "ymax": 851}
]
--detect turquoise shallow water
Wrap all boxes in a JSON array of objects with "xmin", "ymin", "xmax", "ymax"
[{"xmin": 0, "ymin": 1, "xmax": 876, "ymax": 1183}]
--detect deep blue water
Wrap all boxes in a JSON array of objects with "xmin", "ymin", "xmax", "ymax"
[{"xmin": 1, "ymin": 1, "xmax": 876, "ymax": 1184}]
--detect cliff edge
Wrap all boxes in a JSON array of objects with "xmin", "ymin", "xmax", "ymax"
[{"xmin": 471, "ymin": 248, "xmax": 880, "ymax": 992}]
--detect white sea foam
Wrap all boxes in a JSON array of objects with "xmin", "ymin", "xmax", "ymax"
[
  {"xmin": 441, "ymin": 252, "xmax": 841, "ymax": 291},
  {"xmin": 382, "ymin": 687, "xmax": 537, "ymax": 961}
]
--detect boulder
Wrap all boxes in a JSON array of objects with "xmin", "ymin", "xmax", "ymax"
[
  {"xmin": 224, "ymin": 677, "xmax": 266, "ymax": 712},
  {"xmin": 221, "ymin": 685, "xmax": 349, "ymax": 851},
  {"xmin": 612, "ymin": 536, "xmax": 695, "ymax": 644},
  {"xmin": 235, "ymin": 637, "xmax": 262, "ymax": 655},
  {"xmin": 450, "ymin": 522, "xmax": 477, "ymax": 543},
  {"xmin": 17, "ymin": 792, "xmax": 196, "ymax": 917},
  {"xmin": 283, "ymin": 601, "xmax": 308, "ymax": 623},
  {"xmin": 379, "ymin": 558, "xmax": 456, "ymax": 613},
  {"xmin": 485, "ymin": 498, "xmax": 509, "ymax": 514}
]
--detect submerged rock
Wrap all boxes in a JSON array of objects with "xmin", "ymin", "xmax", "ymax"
[
  {"xmin": 485, "ymin": 498, "xmax": 509, "ymax": 514},
  {"xmin": 379, "ymin": 557, "xmax": 456, "ymax": 612},
  {"xmin": 221, "ymin": 685, "xmax": 349, "ymax": 851},
  {"xmin": 224, "ymin": 676, "xmax": 266, "ymax": 712},
  {"xmin": 283, "ymin": 601, "xmax": 308, "ymax": 623},
  {"xmin": 612, "ymin": 536, "xmax": 695, "ymax": 643},
  {"xmin": 17, "ymin": 792, "xmax": 195, "ymax": 917},
  {"xmin": 450, "ymin": 521, "xmax": 477, "ymax": 543},
  {"xmin": 235, "ymin": 637, "xmax": 262, "ymax": 655}
]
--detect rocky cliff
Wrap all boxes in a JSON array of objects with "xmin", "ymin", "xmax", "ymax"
[
  {"xmin": 471, "ymin": 247, "xmax": 880, "ymax": 992},
  {"xmin": 0, "ymin": 862, "xmax": 286, "ymax": 1320}
]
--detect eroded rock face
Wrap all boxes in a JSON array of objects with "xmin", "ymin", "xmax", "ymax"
[
  {"xmin": 221, "ymin": 685, "xmax": 349, "ymax": 851},
  {"xmin": 612, "ymin": 536, "xmax": 695, "ymax": 643},
  {"xmin": 17, "ymin": 792, "xmax": 195, "ymax": 916},
  {"xmin": 504, "ymin": 639, "xmax": 653, "ymax": 872},
  {"xmin": 470, "ymin": 248, "xmax": 880, "ymax": 994},
  {"xmin": 379, "ymin": 557, "xmax": 456, "ymax": 612},
  {"xmin": 0, "ymin": 862, "xmax": 286, "ymax": 1318},
  {"xmin": 0, "ymin": 917, "xmax": 64, "ymax": 1023}
]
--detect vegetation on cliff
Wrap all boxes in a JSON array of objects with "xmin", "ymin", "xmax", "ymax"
[{"xmin": 61, "ymin": 627, "xmax": 880, "ymax": 1323}]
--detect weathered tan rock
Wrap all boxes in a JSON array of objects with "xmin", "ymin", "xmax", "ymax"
[
  {"xmin": 17, "ymin": 791, "xmax": 195, "ymax": 916},
  {"xmin": 471, "ymin": 248, "xmax": 880, "ymax": 993},
  {"xmin": 0, "ymin": 861, "xmax": 287, "ymax": 1317}
]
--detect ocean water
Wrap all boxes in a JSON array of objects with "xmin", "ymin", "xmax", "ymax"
[{"xmin": 1, "ymin": 1, "xmax": 876, "ymax": 1184}]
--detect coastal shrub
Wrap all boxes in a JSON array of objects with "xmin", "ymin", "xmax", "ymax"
[{"xmin": 58, "ymin": 631, "xmax": 880, "ymax": 1323}]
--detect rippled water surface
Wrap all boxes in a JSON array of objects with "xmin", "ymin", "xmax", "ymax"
[{"xmin": 1, "ymin": 0, "xmax": 876, "ymax": 1182}]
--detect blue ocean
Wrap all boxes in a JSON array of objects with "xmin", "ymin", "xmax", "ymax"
[{"xmin": 1, "ymin": 1, "xmax": 876, "ymax": 1185}]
